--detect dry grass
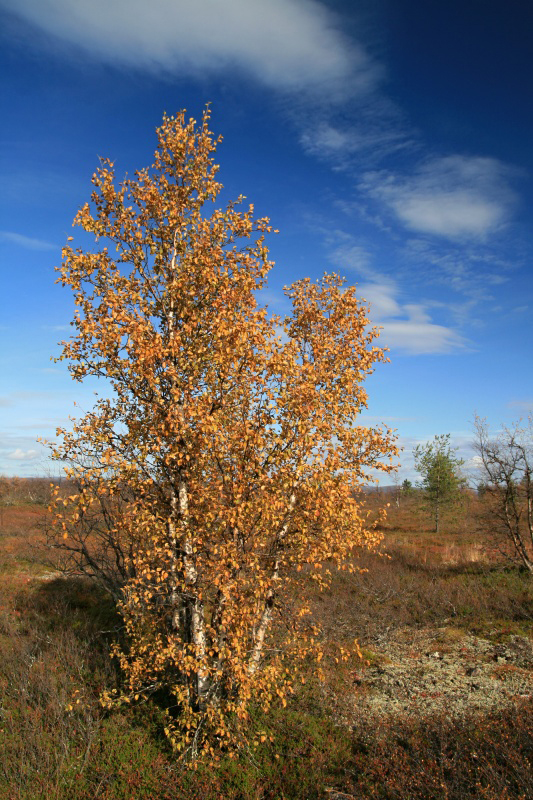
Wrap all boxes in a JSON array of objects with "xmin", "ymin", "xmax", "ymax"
[
  {"xmin": 0, "ymin": 494, "xmax": 532, "ymax": 799},
  {"xmin": 0, "ymin": 506, "xmax": 49, "ymax": 576}
]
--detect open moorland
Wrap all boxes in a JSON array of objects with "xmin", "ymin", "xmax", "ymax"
[{"xmin": 0, "ymin": 484, "xmax": 531, "ymax": 800}]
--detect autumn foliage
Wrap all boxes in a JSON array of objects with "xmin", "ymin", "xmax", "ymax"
[{"xmin": 48, "ymin": 108, "xmax": 397, "ymax": 758}]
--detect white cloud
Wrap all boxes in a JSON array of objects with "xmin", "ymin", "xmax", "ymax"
[
  {"xmin": 301, "ymin": 123, "xmax": 356, "ymax": 155},
  {"xmin": 6, "ymin": 448, "xmax": 40, "ymax": 461},
  {"xmin": 394, "ymin": 432, "xmax": 477, "ymax": 485},
  {"xmin": 1, "ymin": 0, "xmax": 371, "ymax": 94},
  {"xmin": 357, "ymin": 282, "xmax": 402, "ymax": 318},
  {"xmin": 300, "ymin": 111, "xmax": 412, "ymax": 163},
  {"xmin": 362, "ymin": 156, "xmax": 517, "ymax": 240},
  {"xmin": 399, "ymin": 238, "xmax": 518, "ymax": 313},
  {"xmin": 329, "ymin": 242, "xmax": 382, "ymax": 281},
  {"xmin": 328, "ymin": 241, "xmax": 466, "ymax": 355},
  {"xmin": 358, "ymin": 281, "xmax": 465, "ymax": 355},
  {"xmin": 0, "ymin": 230, "xmax": 57, "ymax": 250},
  {"xmin": 379, "ymin": 314, "xmax": 465, "ymax": 355}
]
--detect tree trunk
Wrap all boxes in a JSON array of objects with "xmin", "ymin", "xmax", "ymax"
[
  {"xmin": 248, "ymin": 490, "xmax": 297, "ymax": 675},
  {"xmin": 165, "ymin": 237, "xmax": 209, "ymax": 709}
]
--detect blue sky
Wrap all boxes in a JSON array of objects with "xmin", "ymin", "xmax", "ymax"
[{"xmin": 0, "ymin": 0, "xmax": 532, "ymax": 482}]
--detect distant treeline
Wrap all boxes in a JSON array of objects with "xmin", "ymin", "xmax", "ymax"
[{"xmin": 0, "ymin": 475, "xmax": 76, "ymax": 506}]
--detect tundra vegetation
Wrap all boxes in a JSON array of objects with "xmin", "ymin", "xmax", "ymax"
[
  {"xmin": 1, "ymin": 482, "xmax": 531, "ymax": 799},
  {"xmin": 44, "ymin": 108, "xmax": 397, "ymax": 758}
]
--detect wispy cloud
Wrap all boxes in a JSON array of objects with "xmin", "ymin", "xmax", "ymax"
[
  {"xmin": 299, "ymin": 94, "xmax": 414, "ymax": 165},
  {"xmin": 329, "ymin": 241, "xmax": 466, "ymax": 355},
  {"xmin": 0, "ymin": 230, "xmax": 57, "ymax": 250},
  {"xmin": 1, "ymin": 0, "xmax": 373, "ymax": 95},
  {"xmin": 361, "ymin": 156, "xmax": 518, "ymax": 240},
  {"xmin": 400, "ymin": 239, "xmax": 515, "ymax": 306},
  {"xmin": 301, "ymin": 122, "xmax": 355, "ymax": 154},
  {"xmin": 0, "ymin": 389, "xmax": 78, "ymax": 409},
  {"xmin": 0, "ymin": 391, "xmax": 49, "ymax": 408},
  {"xmin": 358, "ymin": 281, "xmax": 466, "ymax": 355},
  {"xmin": 507, "ymin": 400, "xmax": 533, "ymax": 412},
  {"xmin": 6, "ymin": 447, "xmax": 39, "ymax": 461},
  {"xmin": 394, "ymin": 431, "xmax": 477, "ymax": 484}
]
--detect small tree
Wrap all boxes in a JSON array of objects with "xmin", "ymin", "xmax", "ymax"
[
  {"xmin": 47, "ymin": 108, "xmax": 397, "ymax": 757},
  {"xmin": 413, "ymin": 434, "xmax": 465, "ymax": 533},
  {"xmin": 473, "ymin": 415, "xmax": 533, "ymax": 573}
]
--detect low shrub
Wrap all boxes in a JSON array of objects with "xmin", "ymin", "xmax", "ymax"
[
  {"xmin": 347, "ymin": 701, "xmax": 533, "ymax": 799},
  {"xmin": 1, "ymin": 497, "xmax": 532, "ymax": 799}
]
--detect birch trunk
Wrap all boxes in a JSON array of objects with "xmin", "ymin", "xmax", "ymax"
[
  {"xmin": 167, "ymin": 237, "xmax": 209, "ymax": 709},
  {"xmin": 248, "ymin": 490, "xmax": 297, "ymax": 676}
]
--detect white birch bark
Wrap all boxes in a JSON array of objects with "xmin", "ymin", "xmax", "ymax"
[{"xmin": 167, "ymin": 235, "xmax": 209, "ymax": 706}]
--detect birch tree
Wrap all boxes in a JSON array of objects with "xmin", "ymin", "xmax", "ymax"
[
  {"xmin": 48, "ymin": 108, "xmax": 397, "ymax": 758},
  {"xmin": 473, "ymin": 415, "xmax": 533, "ymax": 573}
]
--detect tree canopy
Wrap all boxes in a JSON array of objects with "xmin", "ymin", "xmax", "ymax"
[
  {"xmin": 473, "ymin": 415, "xmax": 533, "ymax": 573},
  {"xmin": 48, "ymin": 108, "xmax": 397, "ymax": 759},
  {"xmin": 413, "ymin": 434, "xmax": 465, "ymax": 533}
]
